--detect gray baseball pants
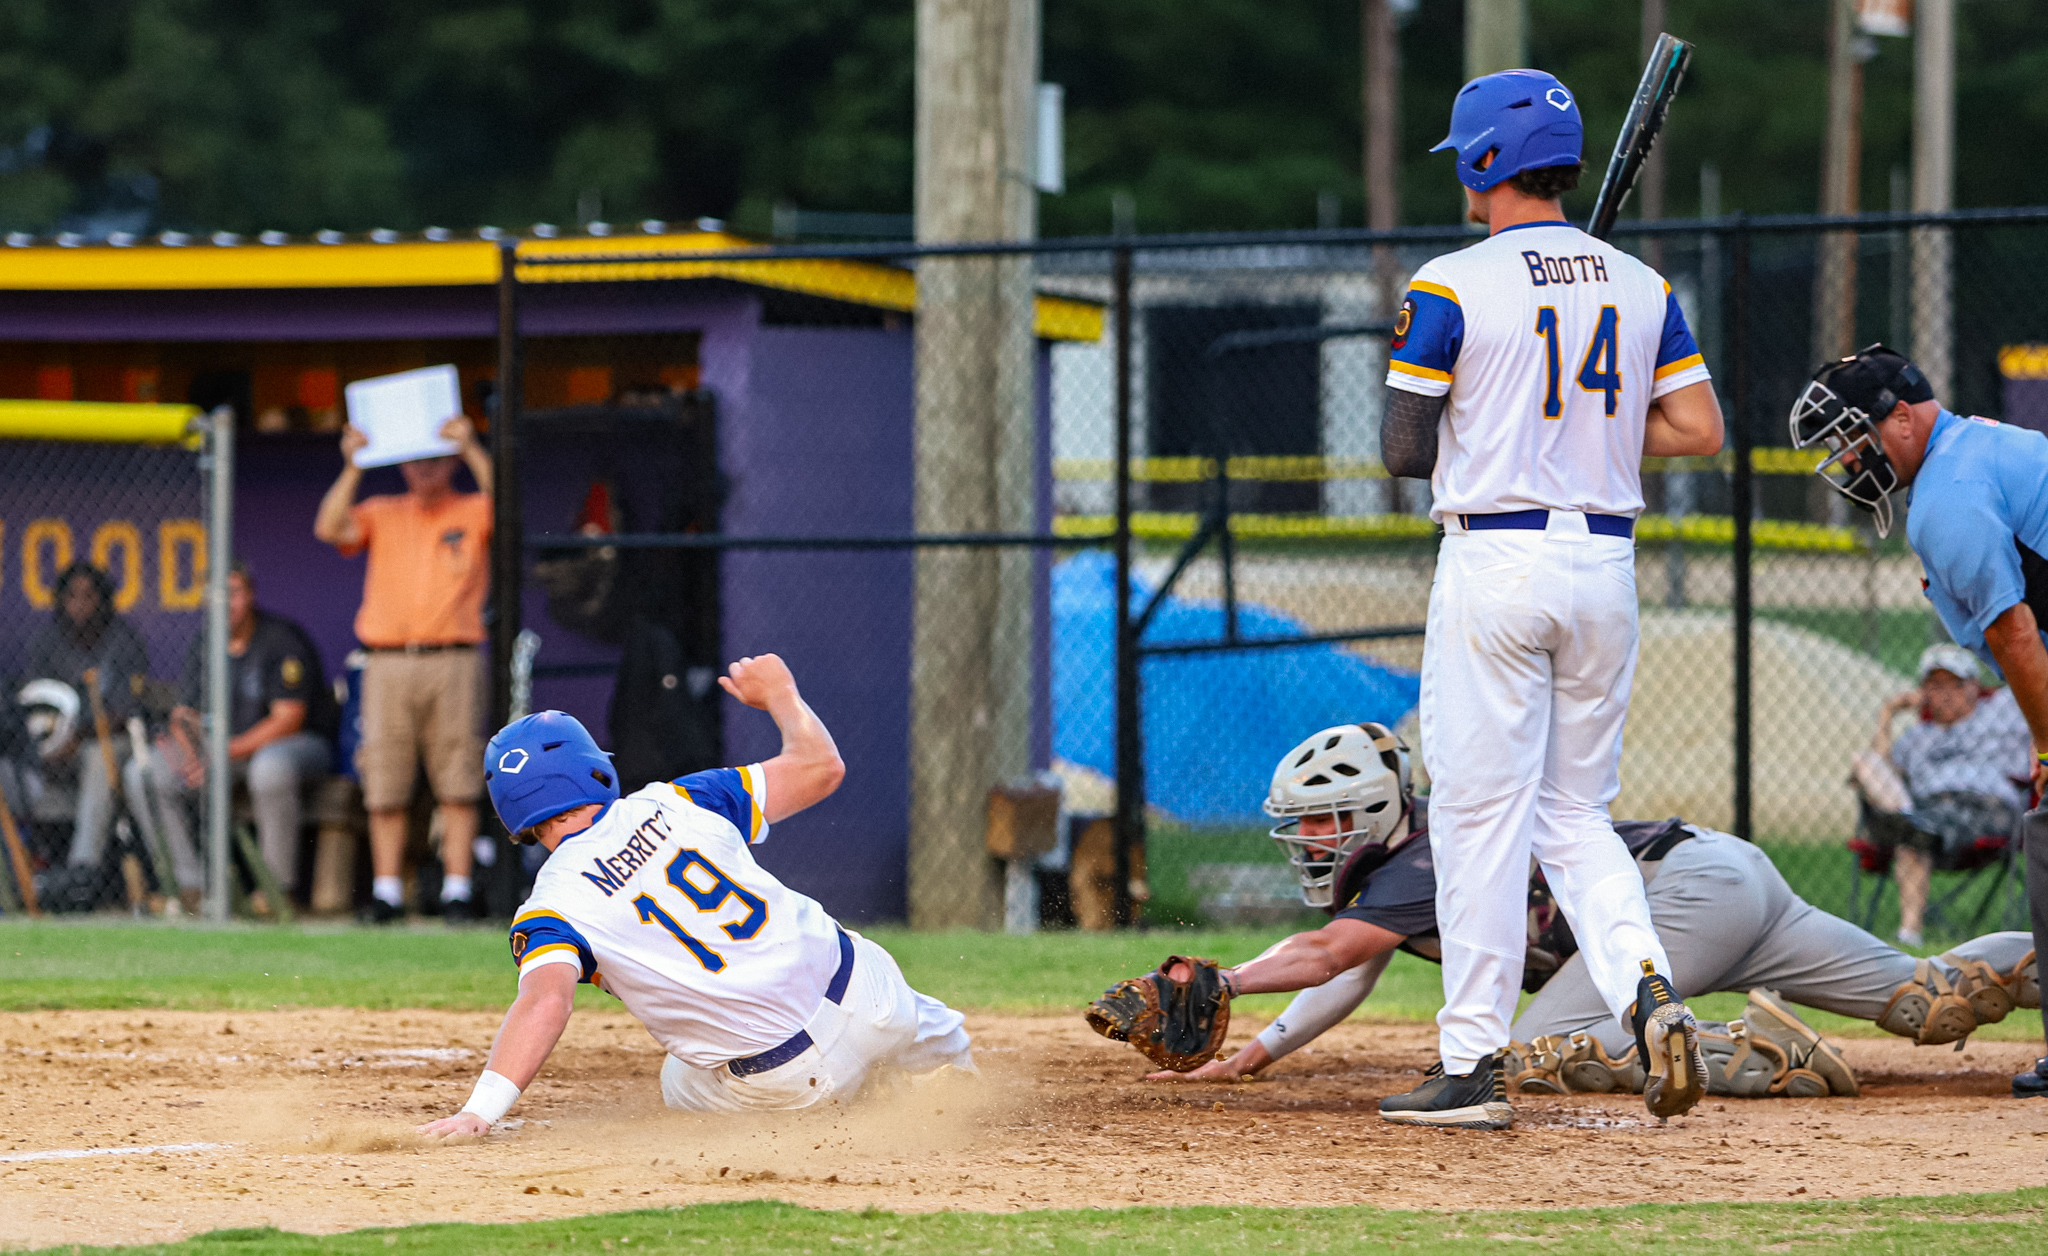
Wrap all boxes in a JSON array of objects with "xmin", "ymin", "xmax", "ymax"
[{"xmin": 1514, "ymin": 829, "xmax": 2036, "ymax": 1053}]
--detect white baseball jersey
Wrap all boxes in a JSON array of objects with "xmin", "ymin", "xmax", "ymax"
[
  {"xmin": 1385, "ymin": 221, "xmax": 1712, "ymax": 521},
  {"xmin": 509, "ymin": 765, "xmax": 847, "ymax": 1070}
]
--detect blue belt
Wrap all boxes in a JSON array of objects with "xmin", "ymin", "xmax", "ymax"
[
  {"xmin": 728, "ymin": 929, "xmax": 856, "ymax": 1078},
  {"xmin": 1460, "ymin": 509, "xmax": 1634, "ymax": 539}
]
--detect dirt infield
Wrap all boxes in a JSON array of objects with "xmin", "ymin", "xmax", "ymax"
[{"xmin": 4, "ymin": 1008, "xmax": 2047, "ymax": 1248}]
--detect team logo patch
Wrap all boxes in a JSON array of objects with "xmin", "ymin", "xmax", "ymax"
[
  {"xmin": 497, "ymin": 748, "xmax": 530, "ymax": 774},
  {"xmin": 510, "ymin": 930, "xmax": 530, "ymax": 960},
  {"xmin": 1390, "ymin": 298, "xmax": 1415, "ymax": 350},
  {"xmin": 280, "ymin": 656, "xmax": 303, "ymax": 687},
  {"xmin": 1546, "ymin": 87, "xmax": 1572, "ymax": 111}
]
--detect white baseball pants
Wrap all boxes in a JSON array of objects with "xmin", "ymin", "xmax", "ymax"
[
  {"xmin": 659, "ymin": 932, "xmax": 974, "ymax": 1112},
  {"xmin": 1421, "ymin": 512, "xmax": 1671, "ymax": 1073}
]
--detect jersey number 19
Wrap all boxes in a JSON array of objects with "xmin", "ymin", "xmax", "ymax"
[
  {"xmin": 633, "ymin": 848, "xmax": 768, "ymax": 973},
  {"xmin": 1535, "ymin": 305, "xmax": 1622, "ymax": 418}
]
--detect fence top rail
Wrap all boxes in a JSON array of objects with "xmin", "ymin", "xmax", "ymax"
[{"xmin": 511, "ymin": 206, "xmax": 2048, "ymax": 268}]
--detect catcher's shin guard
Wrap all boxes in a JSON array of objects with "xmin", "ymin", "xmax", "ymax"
[
  {"xmin": 1876, "ymin": 958, "xmax": 1979, "ymax": 1045},
  {"xmin": 1378, "ymin": 1049, "xmax": 1513, "ymax": 1130},
  {"xmin": 1630, "ymin": 963, "xmax": 1707, "ymax": 1118},
  {"xmin": 1936, "ymin": 949, "xmax": 2038, "ymax": 1021},
  {"xmin": 1557, "ymin": 1032, "xmax": 1645, "ymax": 1094},
  {"xmin": 1740, "ymin": 988, "xmax": 1858, "ymax": 1097},
  {"xmin": 1507, "ymin": 1038, "xmax": 1568, "ymax": 1094}
]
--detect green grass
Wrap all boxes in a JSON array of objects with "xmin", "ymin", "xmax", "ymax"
[{"xmin": 30, "ymin": 1193, "xmax": 2048, "ymax": 1254}]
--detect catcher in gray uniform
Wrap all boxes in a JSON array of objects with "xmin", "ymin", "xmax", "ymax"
[{"xmin": 1138, "ymin": 723, "xmax": 2038, "ymax": 1101}]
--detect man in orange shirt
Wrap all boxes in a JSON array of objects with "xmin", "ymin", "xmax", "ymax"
[{"xmin": 314, "ymin": 417, "xmax": 494, "ymax": 923}]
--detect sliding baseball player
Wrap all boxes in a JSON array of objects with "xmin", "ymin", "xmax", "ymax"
[{"xmin": 421, "ymin": 654, "xmax": 973, "ymax": 1134}]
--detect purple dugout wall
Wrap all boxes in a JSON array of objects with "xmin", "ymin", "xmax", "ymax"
[{"xmin": 0, "ymin": 280, "xmax": 1053, "ymax": 923}]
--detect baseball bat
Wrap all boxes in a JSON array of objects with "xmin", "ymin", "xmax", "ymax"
[
  {"xmin": 1585, "ymin": 32, "xmax": 1695, "ymax": 241},
  {"xmin": 0, "ymin": 775, "xmax": 40, "ymax": 917}
]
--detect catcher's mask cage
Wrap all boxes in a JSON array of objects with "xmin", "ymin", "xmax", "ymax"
[
  {"xmin": 1263, "ymin": 722, "xmax": 1412, "ymax": 908},
  {"xmin": 1787, "ymin": 344, "xmax": 1930, "ymax": 539}
]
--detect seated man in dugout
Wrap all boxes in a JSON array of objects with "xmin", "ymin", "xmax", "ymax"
[
  {"xmin": 1853, "ymin": 643, "xmax": 2036, "ymax": 947},
  {"xmin": 138, "ymin": 560, "xmax": 338, "ymax": 913},
  {"xmin": 23, "ymin": 561, "xmax": 154, "ymax": 906}
]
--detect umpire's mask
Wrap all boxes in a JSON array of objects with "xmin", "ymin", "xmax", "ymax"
[{"xmin": 1787, "ymin": 344, "xmax": 1932, "ymax": 539}]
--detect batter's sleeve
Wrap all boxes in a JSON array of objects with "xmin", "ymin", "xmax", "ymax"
[
  {"xmin": 1385, "ymin": 267, "xmax": 1463, "ymax": 398},
  {"xmin": 673, "ymin": 765, "xmax": 770, "ymax": 844},
  {"xmin": 510, "ymin": 909, "xmax": 598, "ymax": 983},
  {"xmin": 1650, "ymin": 283, "xmax": 1711, "ymax": 399}
]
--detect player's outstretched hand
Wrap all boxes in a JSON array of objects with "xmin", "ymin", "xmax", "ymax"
[
  {"xmin": 417, "ymin": 1112, "xmax": 491, "ymax": 1139},
  {"xmin": 718, "ymin": 654, "xmax": 797, "ymax": 710}
]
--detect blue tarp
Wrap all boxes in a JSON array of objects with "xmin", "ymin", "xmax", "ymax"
[{"xmin": 1052, "ymin": 551, "xmax": 1421, "ymax": 823}]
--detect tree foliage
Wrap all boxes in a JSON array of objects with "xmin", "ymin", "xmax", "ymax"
[{"xmin": 0, "ymin": 0, "xmax": 2039, "ymax": 238}]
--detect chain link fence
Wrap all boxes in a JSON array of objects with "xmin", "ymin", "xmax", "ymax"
[
  {"xmin": 0, "ymin": 405, "xmax": 236, "ymax": 918},
  {"xmin": 490, "ymin": 209, "xmax": 2048, "ymax": 941}
]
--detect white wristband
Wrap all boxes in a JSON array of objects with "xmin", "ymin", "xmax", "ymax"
[{"xmin": 459, "ymin": 1070, "xmax": 522, "ymax": 1125}]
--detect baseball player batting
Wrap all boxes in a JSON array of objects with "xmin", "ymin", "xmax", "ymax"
[
  {"xmin": 1375, "ymin": 69, "xmax": 1726, "ymax": 1128},
  {"xmin": 421, "ymin": 654, "xmax": 973, "ymax": 1135},
  {"xmin": 1088, "ymin": 725, "xmax": 2038, "ymax": 1100}
]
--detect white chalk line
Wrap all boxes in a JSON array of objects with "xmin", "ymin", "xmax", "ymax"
[{"xmin": 0, "ymin": 1141, "xmax": 236, "ymax": 1164}]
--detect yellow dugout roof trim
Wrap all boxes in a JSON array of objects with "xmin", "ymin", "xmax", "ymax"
[
  {"xmin": 0, "ymin": 399, "xmax": 203, "ymax": 446},
  {"xmin": 0, "ymin": 230, "xmax": 1104, "ymax": 342}
]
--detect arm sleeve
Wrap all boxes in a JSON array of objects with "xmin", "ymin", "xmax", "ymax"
[
  {"xmin": 266, "ymin": 625, "xmax": 318, "ymax": 710},
  {"xmin": 1384, "ymin": 271, "xmax": 1463, "ymax": 398},
  {"xmin": 510, "ymin": 909, "xmax": 598, "ymax": 983},
  {"xmin": 673, "ymin": 765, "xmax": 769, "ymax": 844},
  {"xmin": 1251, "ymin": 951, "xmax": 1393, "ymax": 1063},
  {"xmin": 1380, "ymin": 388, "xmax": 1446, "ymax": 479},
  {"xmin": 1920, "ymin": 503, "xmax": 2027, "ymax": 651},
  {"xmin": 338, "ymin": 498, "xmax": 378, "ymax": 559},
  {"xmin": 1650, "ymin": 285, "xmax": 1712, "ymax": 400}
]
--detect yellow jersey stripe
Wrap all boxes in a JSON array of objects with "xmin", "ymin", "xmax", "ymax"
[
  {"xmin": 513, "ymin": 908, "xmax": 575, "ymax": 927},
  {"xmin": 1409, "ymin": 280, "xmax": 1459, "ymax": 305},
  {"xmin": 1389, "ymin": 359, "xmax": 1453, "ymax": 384},
  {"xmin": 741, "ymin": 765, "xmax": 765, "ymax": 839},
  {"xmin": 519, "ymin": 942, "xmax": 584, "ymax": 966},
  {"xmin": 1653, "ymin": 353, "xmax": 1706, "ymax": 381}
]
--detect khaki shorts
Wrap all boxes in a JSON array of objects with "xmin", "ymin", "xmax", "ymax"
[{"xmin": 356, "ymin": 649, "xmax": 485, "ymax": 811}]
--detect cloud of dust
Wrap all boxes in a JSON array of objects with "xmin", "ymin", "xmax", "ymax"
[{"xmin": 436, "ymin": 1068, "xmax": 1011, "ymax": 1184}]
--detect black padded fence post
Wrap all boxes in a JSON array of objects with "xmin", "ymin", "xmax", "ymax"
[
  {"xmin": 1112, "ymin": 245, "xmax": 1145, "ymax": 927},
  {"xmin": 491, "ymin": 238, "xmax": 524, "ymax": 735},
  {"xmin": 1729, "ymin": 219, "xmax": 1754, "ymax": 843}
]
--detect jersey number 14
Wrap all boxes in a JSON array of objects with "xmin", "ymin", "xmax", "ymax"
[
  {"xmin": 1535, "ymin": 305, "xmax": 1622, "ymax": 418},
  {"xmin": 633, "ymin": 848, "xmax": 768, "ymax": 972}
]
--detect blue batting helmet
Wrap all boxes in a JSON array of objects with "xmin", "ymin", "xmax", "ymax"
[
  {"xmin": 1432, "ymin": 69, "xmax": 1583, "ymax": 192},
  {"xmin": 484, "ymin": 711, "xmax": 619, "ymax": 839}
]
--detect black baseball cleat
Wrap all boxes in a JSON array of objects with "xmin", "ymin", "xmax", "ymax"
[
  {"xmin": 441, "ymin": 897, "xmax": 476, "ymax": 926},
  {"xmin": 357, "ymin": 898, "xmax": 403, "ymax": 926},
  {"xmin": 2014, "ymin": 1057, "xmax": 2048, "ymax": 1098},
  {"xmin": 1631, "ymin": 962, "xmax": 1708, "ymax": 1118},
  {"xmin": 1379, "ymin": 1048, "xmax": 1513, "ymax": 1130}
]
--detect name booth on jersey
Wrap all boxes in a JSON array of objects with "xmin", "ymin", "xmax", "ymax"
[{"xmin": 1523, "ymin": 251, "xmax": 1610, "ymax": 287}]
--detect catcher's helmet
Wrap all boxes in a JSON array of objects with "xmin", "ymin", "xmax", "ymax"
[
  {"xmin": 1787, "ymin": 343, "xmax": 1933, "ymax": 538},
  {"xmin": 1432, "ymin": 69, "xmax": 1583, "ymax": 192},
  {"xmin": 484, "ymin": 710, "xmax": 618, "ymax": 841},
  {"xmin": 1264, "ymin": 723, "xmax": 1413, "ymax": 908}
]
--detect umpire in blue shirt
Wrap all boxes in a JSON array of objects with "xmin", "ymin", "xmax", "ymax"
[{"xmin": 1791, "ymin": 343, "xmax": 2048, "ymax": 1098}]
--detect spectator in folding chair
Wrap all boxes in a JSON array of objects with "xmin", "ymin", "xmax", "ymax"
[{"xmin": 1852, "ymin": 643, "xmax": 2033, "ymax": 947}]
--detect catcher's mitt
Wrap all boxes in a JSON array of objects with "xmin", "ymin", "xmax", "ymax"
[{"xmin": 1084, "ymin": 954, "xmax": 1231, "ymax": 1072}]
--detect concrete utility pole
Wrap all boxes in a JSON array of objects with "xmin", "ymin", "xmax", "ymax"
[
  {"xmin": 1813, "ymin": 0, "xmax": 1865, "ymax": 370},
  {"xmin": 910, "ymin": 0, "xmax": 1040, "ymax": 930},
  {"xmin": 1465, "ymin": 0, "xmax": 1525, "ymax": 79},
  {"xmin": 1913, "ymin": 0, "xmax": 1955, "ymax": 397}
]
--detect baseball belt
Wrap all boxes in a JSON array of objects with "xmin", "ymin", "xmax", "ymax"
[
  {"xmin": 1461, "ymin": 509, "xmax": 1635, "ymax": 538},
  {"xmin": 727, "ymin": 928, "xmax": 857, "ymax": 1077}
]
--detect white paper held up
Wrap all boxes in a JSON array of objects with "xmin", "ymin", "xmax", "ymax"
[{"xmin": 346, "ymin": 365, "xmax": 464, "ymax": 468}]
